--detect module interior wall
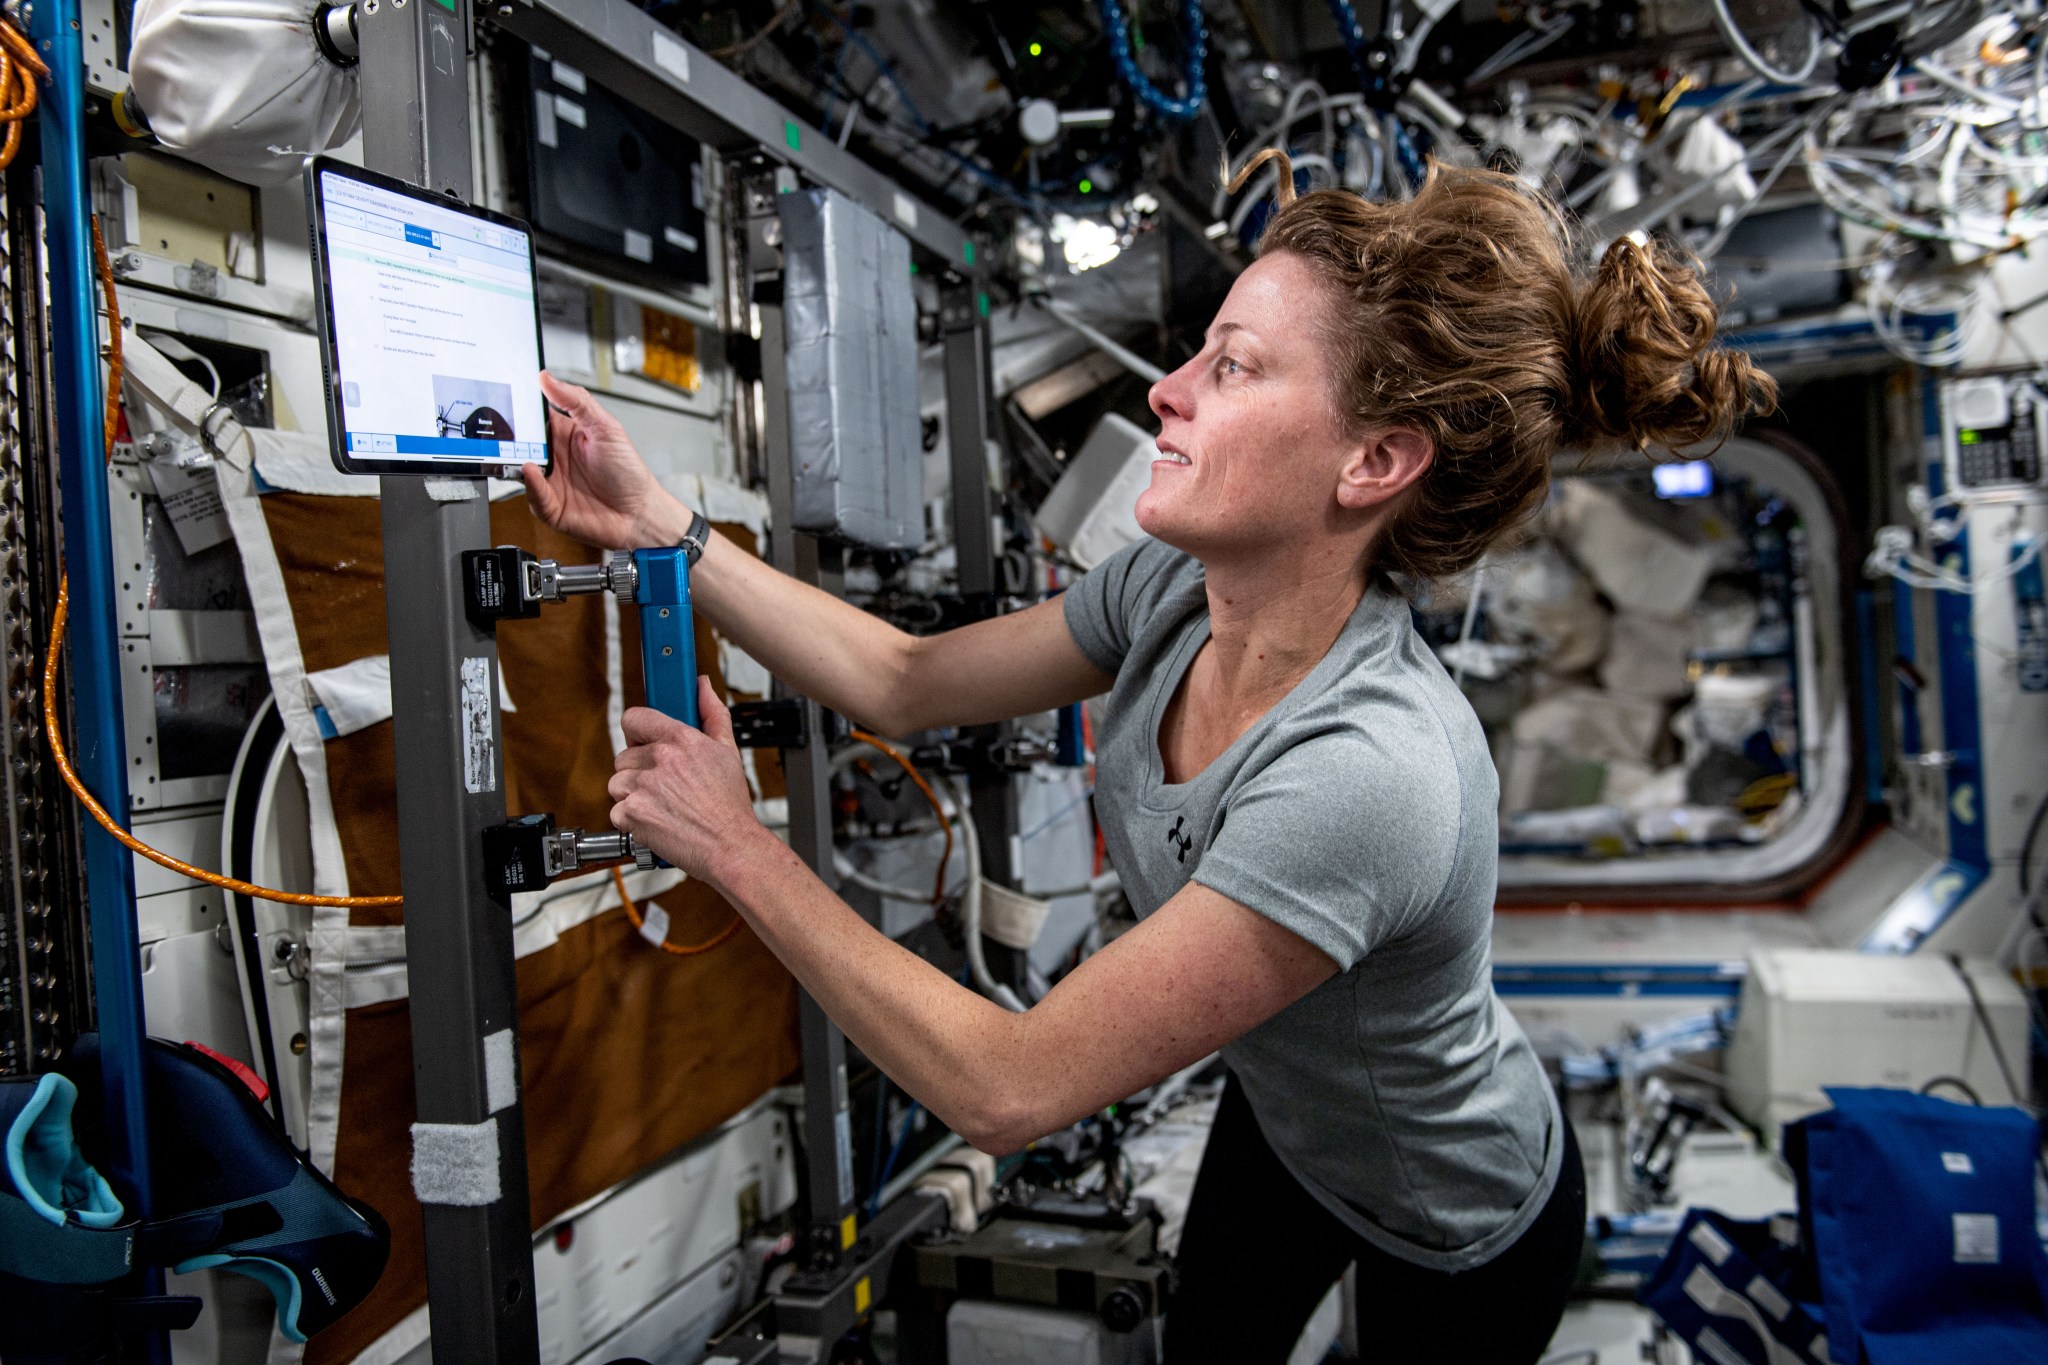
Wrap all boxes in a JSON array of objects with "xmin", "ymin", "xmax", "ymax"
[{"xmin": 256, "ymin": 491, "xmax": 799, "ymax": 1364}]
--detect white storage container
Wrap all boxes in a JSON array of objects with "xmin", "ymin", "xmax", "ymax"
[{"xmin": 1725, "ymin": 948, "xmax": 2029, "ymax": 1141}]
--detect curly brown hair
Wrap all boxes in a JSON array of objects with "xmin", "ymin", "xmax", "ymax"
[{"xmin": 1232, "ymin": 150, "xmax": 1777, "ymax": 583}]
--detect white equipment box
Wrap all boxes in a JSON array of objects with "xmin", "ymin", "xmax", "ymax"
[
  {"xmin": 1725, "ymin": 948, "xmax": 2030, "ymax": 1142},
  {"xmin": 1034, "ymin": 413, "xmax": 1154, "ymax": 570}
]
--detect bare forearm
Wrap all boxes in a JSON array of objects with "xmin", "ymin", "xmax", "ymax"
[
  {"xmin": 630, "ymin": 493, "xmax": 920, "ymax": 734},
  {"xmin": 710, "ymin": 833, "xmax": 1051, "ymax": 1150}
]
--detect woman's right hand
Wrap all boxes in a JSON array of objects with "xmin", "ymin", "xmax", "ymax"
[{"xmin": 524, "ymin": 370, "xmax": 691, "ymax": 551}]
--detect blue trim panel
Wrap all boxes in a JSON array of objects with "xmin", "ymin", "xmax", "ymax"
[
  {"xmin": 35, "ymin": 0, "xmax": 168, "ymax": 1354},
  {"xmin": 1892, "ymin": 576, "xmax": 1922, "ymax": 758},
  {"xmin": 1493, "ymin": 960, "xmax": 1747, "ymax": 997},
  {"xmin": 1932, "ymin": 527, "xmax": 1988, "ymax": 871},
  {"xmin": 1719, "ymin": 315, "xmax": 1949, "ymax": 370},
  {"xmin": 33, "ymin": 0, "xmax": 150, "ymax": 1212},
  {"xmin": 2015, "ymin": 536, "xmax": 2045, "ymax": 693},
  {"xmin": 1494, "ymin": 979, "xmax": 1744, "ymax": 998},
  {"xmin": 1494, "ymin": 962, "xmax": 1748, "ymax": 981},
  {"xmin": 1923, "ymin": 378, "xmax": 1947, "ymax": 498},
  {"xmin": 1860, "ymin": 858, "xmax": 1989, "ymax": 953}
]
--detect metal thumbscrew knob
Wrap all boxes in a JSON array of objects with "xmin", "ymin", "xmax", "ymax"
[{"xmin": 1098, "ymin": 1287, "xmax": 1144, "ymax": 1334}]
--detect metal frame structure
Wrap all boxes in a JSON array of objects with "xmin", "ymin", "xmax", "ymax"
[
  {"xmin": 353, "ymin": 0, "xmax": 543, "ymax": 1359},
  {"xmin": 348, "ymin": 0, "xmax": 997, "ymax": 1358},
  {"xmin": 33, "ymin": 0, "xmax": 167, "ymax": 1358}
]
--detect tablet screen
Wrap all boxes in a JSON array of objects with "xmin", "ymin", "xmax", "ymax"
[{"xmin": 317, "ymin": 167, "xmax": 548, "ymax": 471}]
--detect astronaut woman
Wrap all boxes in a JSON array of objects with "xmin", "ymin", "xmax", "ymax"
[{"xmin": 527, "ymin": 155, "xmax": 1773, "ymax": 1362}]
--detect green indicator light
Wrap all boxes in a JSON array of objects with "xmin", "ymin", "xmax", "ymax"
[
  {"xmin": 977, "ymin": 292, "xmax": 989, "ymax": 317},
  {"xmin": 1960, "ymin": 430, "xmax": 1980, "ymax": 444},
  {"xmin": 784, "ymin": 121, "xmax": 801, "ymax": 152},
  {"xmin": 963, "ymin": 240, "xmax": 976, "ymax": 266},
  {"xmin": 1078, "ymin": 178, "xmax": 1093, "ymax": 194},
  {"xmin": 908, "ymin": 262, "xmax": 919, "ymax": 275},
  {"xmin": 431, "ymin": 0, "xmax": 455, "ymax": 10},
  {"xmin": 1029, "ymin": 41, "xmax": 1042, "ymax": 57}
]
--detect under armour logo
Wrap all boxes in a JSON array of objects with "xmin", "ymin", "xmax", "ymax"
[{"xmin": 1166, "ymin": 815, "xmax": 1192, "ymax": 863}]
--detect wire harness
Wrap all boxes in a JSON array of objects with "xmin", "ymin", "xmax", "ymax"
[{"xmin": 1095, "ymin": 0, "xmax": 1206, "ymax": 122}]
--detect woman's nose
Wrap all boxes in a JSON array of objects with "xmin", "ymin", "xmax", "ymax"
[{"xmin": 1149, "ymin": 358, "xmax": 1196, "ymax": 423}]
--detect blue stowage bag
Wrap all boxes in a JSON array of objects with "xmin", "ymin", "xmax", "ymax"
[
  {"xmin": 3, "ymin": 1034, "xmax": 390, "ymax": 1358},
  {"xmin": 1642, "ymin": 1207, "xmax": 1832, "ymax": 1365},
  {"xmin": 1786, "ymin": 1086, "xmax": 2048, "ymax": 1365},
  {"xmin": 58, "ymin": 1034, "xmax": 391, "ymax": 1343}
]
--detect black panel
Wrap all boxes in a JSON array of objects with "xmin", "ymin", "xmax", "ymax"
[
  {"xmin": 1711, "ymin": 204, "xmax": 1851, "ymax": 329},
  {"xmin": 521, "ymin": 47, "xmax": 711, "ymax": 286}
]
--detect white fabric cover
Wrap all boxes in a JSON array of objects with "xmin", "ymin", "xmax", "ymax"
[{"xmin": 128, "ymin": 0, "xmax": 360, "ymax": 187}]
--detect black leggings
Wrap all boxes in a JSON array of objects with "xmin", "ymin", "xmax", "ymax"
[{"xmin": 1163, "ymin": 1074, "xmax": 1586, "ymax": 1364}]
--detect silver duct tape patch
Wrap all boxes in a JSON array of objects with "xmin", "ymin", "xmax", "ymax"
[{"xmin": 461, "ymin": 657, "xmax": 496, "ymax": 793}]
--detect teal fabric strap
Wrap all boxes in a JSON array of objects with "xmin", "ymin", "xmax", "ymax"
[{"xmin": 0, "ymin": 1191, "xmax": 136, "ymax": 1284}]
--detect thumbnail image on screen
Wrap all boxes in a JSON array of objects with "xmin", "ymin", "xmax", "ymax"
[{"xmin": 320, "ymin": 169, "xmax": 548, "ymax": 468}]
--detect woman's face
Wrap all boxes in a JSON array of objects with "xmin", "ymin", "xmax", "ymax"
[{"xmin": 1137, "ymin": 251, "xmax": 1359, "ymax": 558}]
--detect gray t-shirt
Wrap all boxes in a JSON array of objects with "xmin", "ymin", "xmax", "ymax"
[{"xmin": 1064, "ymin": 536, "xmax": 1561, "ymax": 1272}]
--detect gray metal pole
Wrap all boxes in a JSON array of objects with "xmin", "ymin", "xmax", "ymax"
[
  {"xmin": 752, "ymin": 214, "xmax": 859, "ymax": 1264},
  {"xmin": 358, "ymin": 0, "xmax": 541, "ymax": 1358},
  {"xmin": 941, "ymin": 287, "xmax": 1026, "ymax": 988}
]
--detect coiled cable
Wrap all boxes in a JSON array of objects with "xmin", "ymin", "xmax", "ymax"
[{"xmin": 1096, "ymin": 0, "xmax": 1206, "ymax": 122}]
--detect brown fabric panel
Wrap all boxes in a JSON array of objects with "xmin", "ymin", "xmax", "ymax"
[
  {"xmin": 256, "ymin": 494, "xmax": 803, "ymax": 1362},
  {"xmin": 262, "ymin": 495, "xmax": 626, "ymax": 918},
  {"xmin": 312, "ymin": 908, "xmax": 800, "ymax": 1365}
]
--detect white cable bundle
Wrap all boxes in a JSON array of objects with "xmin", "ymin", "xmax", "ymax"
[
  {"xmin": 129, "ymin": 0, "xmax": 360, "ymax": 186},
  {"xmin": 1864, "ymin": 481, "xmax": 2044, "ymax": 595}
]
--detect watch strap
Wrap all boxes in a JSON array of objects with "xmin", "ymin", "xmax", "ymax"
[{"xmin": 677, "ymin": 508, "xmax": 710, "ymax": 565}]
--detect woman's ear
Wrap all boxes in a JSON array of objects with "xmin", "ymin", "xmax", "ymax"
[{"xmin": 1336, "ymin": 426, "xmax": 1434, "ymax": 511}]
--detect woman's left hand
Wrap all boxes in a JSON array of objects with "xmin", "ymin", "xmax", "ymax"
[{"xmin": 610, "ymin": 678, "xmax": 770, "ymax": 889}]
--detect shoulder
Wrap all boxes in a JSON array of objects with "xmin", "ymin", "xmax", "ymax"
[
  {"xmin": 1241, "ymin": 615, "xmax": 1495, "ymax": 858},
  {"xmin": 1094, "ymin": 535, "xmax": 1201, "ymax": 604},
  {"xmin": 1063, "ymin": 537, "xmax": 1203, "ymax": 674}
]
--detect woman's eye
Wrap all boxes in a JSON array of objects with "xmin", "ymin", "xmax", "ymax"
[{"xmin": 1221, "ymin": 356, "xmax": 1243, "ymax": 376}]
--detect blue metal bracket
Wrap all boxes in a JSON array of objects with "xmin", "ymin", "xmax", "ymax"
[{"xmin": 632, "ymin": 546, "xmax": 700, "ymax": 728}]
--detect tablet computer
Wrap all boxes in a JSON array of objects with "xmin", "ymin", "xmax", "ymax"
[{"xmin": 307, "ymin": 158, "xmax": 552, "ymax": 479}]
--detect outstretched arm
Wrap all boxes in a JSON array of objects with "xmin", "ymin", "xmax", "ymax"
[
  {"xmin": 526, "ymin": 372, "xmax": 1114, "ymax": 735},
  {"xmin": 610, "ymin": 685, "xmax": 1338, "ymax": 1153}
]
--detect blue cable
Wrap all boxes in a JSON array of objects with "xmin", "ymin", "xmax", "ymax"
[
  {"xmin": 867, "ymin": 1101, "xmax": 924, "ymax": 1218},
  {"xmin": 1096, "ymin": 0, "xmax": 1207, "ymax": 122},
  {"xmin": 1323, "ymin": 0, "xmax": 1376, "ymax": 94},
  {"xmin": 1391, "ymin": 116, "xmax": 1425, "ymax": 184}
]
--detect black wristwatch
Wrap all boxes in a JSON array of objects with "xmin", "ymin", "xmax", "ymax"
[{"xmin": 677, "ymin": 508, "xmax": 710, "ymax": 565}]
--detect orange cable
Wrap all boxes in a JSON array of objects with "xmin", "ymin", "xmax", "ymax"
[
  {"xmin": 34, "ymin": 211, "xmax": 403, "ymax": 908},
  {"xmin": 847, "ymin": 728, "xmax": 952, "ymax": 905},
  {"xmin": 0, "ymin": 14, "xmax": 48, "ymax": 78},
  {"xmin": 44, "ymin": 580, "xmax": 403, "ymax": 907},
  {"xmin": 610, "ymin": 865, "xmax": 743, "ymax": 956},
  {"xmin": 90, "ymin": 217, "xmax": 121, "ymax": 451},
  {"xmin": 0, "ymin": 14, "xmax": 45, "ymax": 172}
]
